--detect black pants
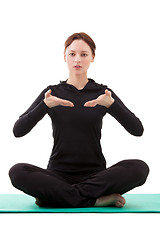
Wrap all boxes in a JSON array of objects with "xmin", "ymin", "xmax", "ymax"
[{"xmin": 9, "ymin": 159, "xmax": 149, "ymax": 208}]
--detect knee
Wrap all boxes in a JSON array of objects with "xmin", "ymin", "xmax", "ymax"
[
  {"xmin": 133, "ymin": 159, "xmax": 150, "ymax": 185},
  {"xmin": 9, "ymin": 163, "xmax": 27, "ymax": 187}
]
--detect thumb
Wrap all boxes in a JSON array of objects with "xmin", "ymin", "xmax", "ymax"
[
  {"xmin": 84, "ymin": 99, "xmax": 97, "ymax": 107},
  {"xmin": 45, "ymin": 89, "xmax": 52, "ymax": 98},
  {"xmin": 105, "ymin": 89, "xmax": 111, "ymax": 96}
]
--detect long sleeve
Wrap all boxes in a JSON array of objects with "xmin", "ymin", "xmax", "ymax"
[
  {"xmin": 107, "ymin": 89, "xmax": 144, "ymax": 136},
  {"xmin": 13, "ymin": 87, "xmax": 50, "ymax": 137}
]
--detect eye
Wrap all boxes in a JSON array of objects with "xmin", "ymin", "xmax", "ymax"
[
  {"xmin": 69, "ymin": 53, "xmax": 75, "ymax": 56},
  {"xmin": 81, "ymin": 53, "xmax": 88, "ymax": 57}
]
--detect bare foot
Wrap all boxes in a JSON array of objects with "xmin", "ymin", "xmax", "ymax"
[
  {"xmin": 35, "ymin": 198, "xmax": 44, "ymax": 207},
  {"xmin": 94, "ymin": 193, "xmax": 126, "ymax": 208}
]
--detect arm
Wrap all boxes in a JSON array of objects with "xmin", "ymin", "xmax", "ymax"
[
  {"xmin": 84, "ymin": 87, "xmax": 144, "ymax": 136},
  {"xmin": 13, "ymin": 86, "xmax": 74, "ymax": 137},
  {"xmin": 107, "ymin": 89, "xmax": 144, "ymax": 136},
  {"xmin": 13, "ymin": 87, "xmax": 50, "ymax": 137}
]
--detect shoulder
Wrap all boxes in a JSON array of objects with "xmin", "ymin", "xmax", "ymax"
[
  {"xmin": 91, "ymin": 79, "xmax": 118, "ymax": 99},
  {"xmin": 90, "ymin": 78, "xmax": 109, "ymax": 90},
  {"xmin": 94, "ymin": 79, "xmax": 116, "ymax": 92},
  {"xmin": 44, "ymin": 82, "xmax": 63, "ymax": 93},
  {"xmin": 46, "ymin": 83, "xmax": 61, "ymax": 89},
  {"xmin": 44, "ymin": 81, "xmax": 68, "ymax": 97}
]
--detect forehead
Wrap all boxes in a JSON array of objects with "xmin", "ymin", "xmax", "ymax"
[{"xmin": 67, "ymin": 39, "xmax": 91, "ymax": 52}]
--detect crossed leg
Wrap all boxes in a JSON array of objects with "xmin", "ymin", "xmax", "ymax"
[
  {"xmin": 9, "ymin": 159, "xmax": 149, "ymax": 208},
  {"xmin": 9, "ymin": 163, "xmax": 96, "ymax": 208},
  {"xmin": 73, "ymin": 159, "xmax": 149, "ymax": 207}
]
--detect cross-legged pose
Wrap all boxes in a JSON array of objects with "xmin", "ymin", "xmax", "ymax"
[{"xmin": 9, "ymin": 32, "xmax": 149, "ymax": 208}]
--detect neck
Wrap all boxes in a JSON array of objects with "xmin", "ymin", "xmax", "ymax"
[{"xmin": 67, "ymin": 73, "xmax": 88, "ymax": 90}]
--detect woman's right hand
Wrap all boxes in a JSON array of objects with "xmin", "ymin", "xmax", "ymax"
[{"xmin": 44, "ymin": 89, "xmax": 74, "ymax": 108}]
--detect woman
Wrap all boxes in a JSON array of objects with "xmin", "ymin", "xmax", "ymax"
[{"xmin": 9, "ymin": 32, "xmax": 149, "ymax": 208}]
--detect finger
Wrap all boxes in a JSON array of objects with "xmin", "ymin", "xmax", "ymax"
[
  {"xmin": 45, "ymin": 89, "xmax": 52, "ymax": 98},
  {"xmin": 105, "ymin": 89, "xmax": 111, "ymax": 96},
  {"xmin": 61, "ymin": 99, "xmax": 74, "ymax": 107},
  {"xmin": 84, "ymin": 100, "xmax": 97, "ymax": 107}
]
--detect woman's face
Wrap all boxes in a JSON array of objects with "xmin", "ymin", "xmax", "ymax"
[{"xmin": 64, "ymin": 39, "xmax": 94, "ymax": 76}]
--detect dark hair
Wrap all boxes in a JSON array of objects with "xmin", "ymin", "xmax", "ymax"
[{"xmin": 64, "ymin": 32, "xmax": 96, "ymax": 56}]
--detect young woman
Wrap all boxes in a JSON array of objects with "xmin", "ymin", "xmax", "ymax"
[{"xmin": 9, "ymin": 32, "xmax": 149, "ymax": 208}]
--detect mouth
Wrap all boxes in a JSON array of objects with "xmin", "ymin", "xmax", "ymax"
[{"xmin": 74, "ymin": 65, "xmax": 82, "ymax": 69}]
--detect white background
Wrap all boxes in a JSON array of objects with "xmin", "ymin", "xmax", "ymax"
[{"xmin": 0, "ymin": 0, "xmax": 160, "ymax": 239}]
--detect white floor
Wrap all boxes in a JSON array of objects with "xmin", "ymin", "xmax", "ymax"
[{"xmin": 0, "ymin": 213, "xmax": 159, "ymax": 239}]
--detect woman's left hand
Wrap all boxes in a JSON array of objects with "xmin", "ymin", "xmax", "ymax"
[{"xmin": 84, "ymin": 89, "xmax": 115, "ymax": 108}]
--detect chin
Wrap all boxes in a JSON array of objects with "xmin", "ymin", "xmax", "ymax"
[{"xmin": 71, "ymin": 71, "xmax": 84, "ymax": 76}]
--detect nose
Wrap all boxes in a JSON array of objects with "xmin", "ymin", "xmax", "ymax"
[{"xmin": 74, "ymin": 54, "xmax": 81, "ymax": 63}]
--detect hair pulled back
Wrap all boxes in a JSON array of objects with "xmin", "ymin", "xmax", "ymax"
[{"xmin": 64, "ymin": 32, "xmax": 96, "ymax": 56}]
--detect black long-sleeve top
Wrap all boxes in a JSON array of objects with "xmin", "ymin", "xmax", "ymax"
[{"xmin": 13, "ymin": 78, "xmax": 144, "ymax": 173}]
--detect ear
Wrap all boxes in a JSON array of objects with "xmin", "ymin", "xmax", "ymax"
[
  {"xmin": 64, "ymin": 51, "xmax": 66, "ymax": 62},
  {"xmin": 91, "ymin": 55, "xmax": 95, "ymax": 63}
]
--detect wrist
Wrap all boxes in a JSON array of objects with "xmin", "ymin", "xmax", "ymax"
[
  {"xmin": 43, "ymin": 99, "xmax": 51, "ymax": 108},
  {"xmin": 105, "ymin": 98, "xmax": 115, "ymax": 108}
]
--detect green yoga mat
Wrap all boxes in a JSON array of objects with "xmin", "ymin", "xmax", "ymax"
[{"xmin": 0, "ymin": 194, "xmax": 160, "ymax": 213}]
